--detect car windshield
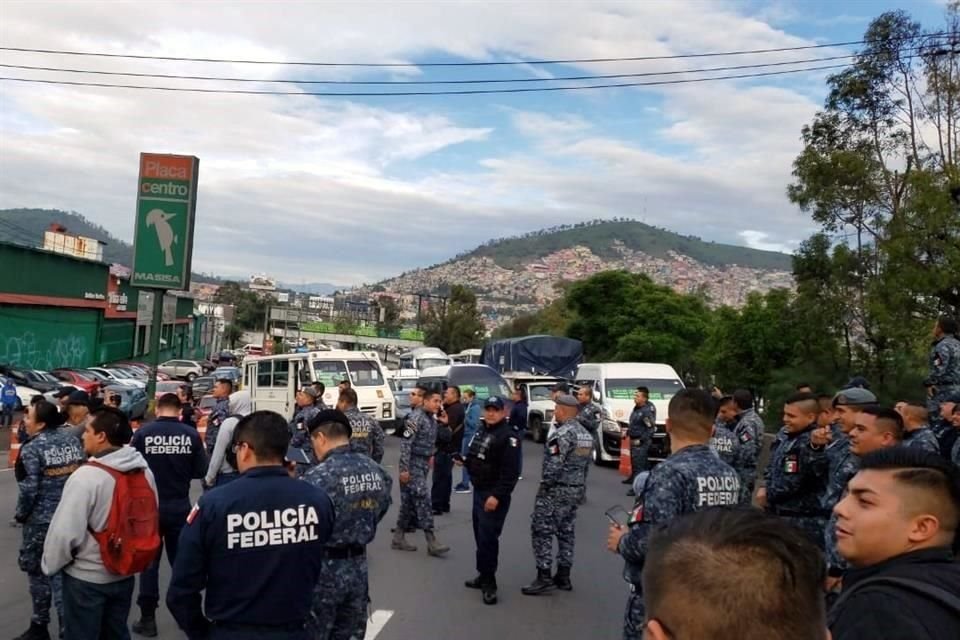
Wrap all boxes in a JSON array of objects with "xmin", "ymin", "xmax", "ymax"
[
  {"xmin": 418, "ymin": 358, "xmax": 449, "ymax": 370},
  {"xmin": 434, "ymin": 368, "xmax": 512, "ymax": 400},
  {"xmin": 527, "ymin": 384, "xmax": 555, "ymax": 402},
  {"xmin": 109, "ymin": 369, "xmax": 133, "ymax": 379},
  {"xmin": 313, "ymin": 360, "xmax": 349, "ymax": 388},
  {"xmin": 80, "ymin": 370, "xmax": 110, "ymax": 382},
  {"xmin": 346, "ymin": 360, "xmax": 385, "ymax": 387},
  {"xmin": 603, "ymin": 378, "xmax": 684, "ymax": 401}
]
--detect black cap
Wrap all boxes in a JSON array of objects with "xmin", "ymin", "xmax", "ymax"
[
  {"xmin": 306, "ymin": 409, "xmax": 352, "ymax": 438},
  {"xmin": 53, "ymin": 386, "xmax": 77, "ymax": 399},
  {"xmin": 484, "ymin": 396, "xmax": 505, "ymax": 410},
  {"xmin": 66, "ymin": 390, "xmax": 90, "ymax": 407}
]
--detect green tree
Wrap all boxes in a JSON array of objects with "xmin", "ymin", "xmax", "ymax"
[
  {"xmin": 423, "ymin": 285, "xmax": 485, "ymax": 353},
  {"xmin": 222, "ymin": 324, "xmax": 243, "ymax": 349},
  {"xmin": 215, "ymin": 281, "xmax": 268, "ymax": 331},
  {"xmin": 376, "ymin": 297, "xmax": 403, "ymax": 335}
]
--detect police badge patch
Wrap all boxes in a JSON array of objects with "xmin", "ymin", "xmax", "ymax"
[
  {"xmin": 739, "ymin": 431, "xmax": 753, "ymax": 444},
  {"xmin": 509, "ymin": 437, "xmax": 518, "ymax": 447},
  {"xmin": 783, "ymin": 454, "xmax": 800, "ymax": 474}
]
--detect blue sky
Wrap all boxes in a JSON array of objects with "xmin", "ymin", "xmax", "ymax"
[{"xmin": 0, "ymin": 0, "xmax": 952, "ymax": 285}]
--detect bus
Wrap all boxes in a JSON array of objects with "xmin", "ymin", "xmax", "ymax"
[
  {"xmin": 398, "ymin": 347, "xmax": 452, "ymax": 371},
  {"xmin": 450, "ymin": 348, "xmax": 482, "ymax": 364},
  {"xmin": 243, "ymin": 350, "xmax": 395, "ymax": 424}
]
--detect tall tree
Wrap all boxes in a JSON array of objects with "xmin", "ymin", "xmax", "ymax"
[{"xmin": 423, "ymin": 285, "xmax": 485, "ymax": 353}]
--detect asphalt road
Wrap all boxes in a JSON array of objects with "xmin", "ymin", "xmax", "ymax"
[{"xmin": 1, "ymin": 435, "xmax": 633, "ymax": 640}]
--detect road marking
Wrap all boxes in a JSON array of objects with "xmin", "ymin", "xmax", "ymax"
[{"xmin": 365, "ymin": 609, "xmax": 394, "ymax": 640}]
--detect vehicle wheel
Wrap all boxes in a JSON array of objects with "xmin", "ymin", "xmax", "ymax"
[
  {"xmin": 186, "ymin": 373, "xmax": 197, "ymax": 382},
  {"xmin": 529, "ymin": 416, "xmax": 544, "ymax": 443},
  {"xmin": 592, "ymin": 435, "xmax": 605, "ymax": 466}
]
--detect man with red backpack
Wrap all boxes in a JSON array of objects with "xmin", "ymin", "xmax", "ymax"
[{"xmin": 42, "ymin": 406, "xmax": 160, "ymax": 640}]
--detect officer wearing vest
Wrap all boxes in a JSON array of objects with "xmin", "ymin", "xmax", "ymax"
[
  {"xmin": 522, "ymin": 394, "xmax": 593, "ymax": 596},
  {"xmin": 625, "ymin": 387, "xmax": 656, "ymax": 496},
  {"xmin": 130, "ymin": 393, "xmax": 207, "ymax": 637},
  {"xmin": 607, "ymin": 388, "xmax": 740, "ymax": 640},
  {"xmin": 303, "ymin": 409, "xmax": 392, "ymax": 640},
  {"xmin": 709, "ymin": 421, "xmax": 740, "ymax": 468},
  {"xmin": 167, "ymin": 411, "xmax": 334, "ymax": 640},
  {"xmin": 463, "ymin": 396, "xmax": 521, "ymax": 605},
  {"xmin": 288, "ymin": 386, "xmax": 322, "ymax": 472},
  {"xmin": 925, "ymin": 315, "xmax": 960, "ymax": 417},
  {"xmin": 337, "ymin": 388, "xmax": 385, "ymax": 463}
]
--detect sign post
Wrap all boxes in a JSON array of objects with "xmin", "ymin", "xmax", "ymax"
[{"xmin": 131, "ymin": 153, "xmax": 199, "ymax": 400}]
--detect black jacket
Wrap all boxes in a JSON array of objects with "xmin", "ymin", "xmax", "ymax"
[
  {"xmin": 465, "ymin": 419, "xmax": 520, "ymax": 499},
  {"xmin": 437, "ymin": 401, "xmax": 465, "ymax": 454},
  {"xmin": 829, "ymin": 547, "xmax": 960, "ymax": 640}
]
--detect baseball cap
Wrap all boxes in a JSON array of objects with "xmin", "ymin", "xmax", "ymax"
[
  {"xmin": 484, "ymin": 396, "xmax": 505, "ymax": 410},
  {"xmin": 53, "ymin": 386, "xmax": 77, "ymax": 399},
  {"xmin": 66, "ymin": 390, "xmax": 91, "ymax": 407},
  {"xmin": 306, "ymin": 408, "xmax": 352, "ymax": 437},
  {"xmin": 833, "ymin": 388, "xmax": 877, "ymax": 407},
  {"xmin": 555, "ymin": 393, "xmax": 579, "ymax": 407}
]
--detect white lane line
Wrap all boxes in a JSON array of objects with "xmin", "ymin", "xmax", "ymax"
[{"xmin": 365, "ymin": 609, "xmax": 394, "ymax": 640}]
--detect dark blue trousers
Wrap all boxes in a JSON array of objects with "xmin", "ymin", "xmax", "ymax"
[
  {"xmin": 431, "ymin": 452, "xmax": 454, "ymax": 512},
  {"xmin": 137, "ymin": 508, "xmax": 187, "ymax": 612},
  {"xmin": 472, "ymin": 490, "xmax": 512, "ymax": 579}
]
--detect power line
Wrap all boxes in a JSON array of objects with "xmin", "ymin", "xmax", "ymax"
[
  {"xmin": 0, "ymin": 32, "xmax": 948, "ymax": 68},
  {"xmin": 0, "ymin": 51, "xmax": 908, "ymax": 86},
  {"xmin": 0, "ymin": 63, "xmax": 854, "ymax": 96}
]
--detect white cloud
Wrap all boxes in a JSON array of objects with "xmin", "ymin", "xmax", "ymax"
[
  {"xmin": 739, "ymin": 230, "xmax": 799, "ymax": 253},
  {"xmin": 0, "ymin": 0, "xmax": 841, "ymax": 283}
]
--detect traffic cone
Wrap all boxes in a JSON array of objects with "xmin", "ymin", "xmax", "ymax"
[{"xmin": 619, "ymin": 433, "xmax": 631, "ymax": 478}]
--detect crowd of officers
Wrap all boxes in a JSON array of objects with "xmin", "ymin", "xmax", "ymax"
[{"xmin": 8, "ymin": 315, "xmax": 960, "ymax": 640}]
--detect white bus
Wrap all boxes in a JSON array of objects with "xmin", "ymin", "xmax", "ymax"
[
  {"xmin": 243, "ymin": 350, "xmax": 395, "ymax": 424},
  {"xmin": 398, "ymin": 347, "xmax": 452, "ymax": 372},
  {"xmin": 450, "ymin": 348, "xmax": 482, "ymax": 364}
]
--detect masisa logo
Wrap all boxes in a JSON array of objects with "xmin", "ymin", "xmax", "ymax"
[{"xmin": 145, "ymin": 208, "xmax": 178, "ymax": 266}]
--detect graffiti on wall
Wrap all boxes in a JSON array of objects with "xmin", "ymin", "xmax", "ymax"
[{"xmin": 0, "ymin": 332, "xmax": 90, "ymax": 370}]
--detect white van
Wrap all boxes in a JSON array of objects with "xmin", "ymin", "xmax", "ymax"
[
  {"xmin": 243, "ymin": 350, "xmax": 395, "ymax": 424},
  {"xmin": 398, "ymin": 347, "xmax": 452, "ymax": 372},
  {"xmin": 575, "ymin": 363, "xmax": 685, "ymax": 464}
]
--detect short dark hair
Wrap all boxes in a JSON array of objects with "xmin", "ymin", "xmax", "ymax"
[
  {"xmin": 414, "ymin": 383, "xmax": 430, "ymax": 393},
  {"xmin": 636, "ymin": 386, "xmax": 649, "ymax": 396},
  {"xmin": 860, "ymin": 405, "xmax": 904, "ymax": 440},
  {"xmin": 309, "ymin": 409, "xmax": 352, "ymax": 440},
  {"xmin": 233, "ymin": 411, "xmax": 290, "ymax": 463},
  {"xmin": 732, "ymin": 389, "xmax": 754, "ymax": 411},
  {"xmin": 448, "ymin": 385, "xmax": 462, "ymax": 399},
  {"xmin": 785, "ymin": 391, "xmax": 820, "ymax": 416},
  {"xmin": 89, "ymin": 406, "xmax": 133, "ymax": 446},
  {"xmin": 178, "ymin": 384, "xmax": 192, "ymax": 397},
  {"xmin": 215, "ymin": 378, "xmax": 234, "ymax": 392},
  {"xmin": 938, "ymin": 315, "xmax": 958, "ymax": 335},
  {"xmin": 312, "ymin": 381, "xmax": 326, "ymax": 394},
  {"xmin": 667, "ymin": 388, "xmax": 715, "ymax": 438},
  {"xmin": 858, "ymin": 447, "xmax": 960, "ymax": 538},
  {"xmin": 33, "ymin": 400, "xmax": 65, "ymax": 428},
  {"xmin": 339, "ymin": 387, "xmax": 358, "ymax": 407},
  {"xmin": 423, "ymin": 389, "xmax": 441, "ymax": 401},
  {"xmin": 643, "ymin": 508, "xmax": 825, "ymax": 640},
  {"xmin": 338, "ymin": 378, "xmax": 351, "ymax": 387},
  {"xmin": 157, "ymin": 393, "xmax": 182, "ymax": 411},
  {"xmin": 30, "ymin": 394, "xmax": 46, "ymax": 407}
]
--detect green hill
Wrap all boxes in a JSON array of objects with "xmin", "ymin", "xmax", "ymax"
[
  {"xmin": 0, "ymin": 208, "xmax": 222, "ymax": 283},
  {"xmin": 462, "ymin": 219, "xmax": 793, "ymax": 271}
]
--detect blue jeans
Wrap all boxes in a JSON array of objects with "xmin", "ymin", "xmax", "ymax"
[
  {"xmin": 62, "ymin": 572, "xmax": 134, "ymax": 640},
  {"xmin": 137, "ymin": 508, "xmax": 186, "ymax": 612}
]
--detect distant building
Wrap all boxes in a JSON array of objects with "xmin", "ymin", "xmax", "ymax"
[{"xmin": 42, "ymin": 223, "xmax": 105, "ymax": 262}]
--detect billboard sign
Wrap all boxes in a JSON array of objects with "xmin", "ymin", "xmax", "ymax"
[{"xmin": 131, "ymin": 153, "xmax": 199, "ymax": 290}]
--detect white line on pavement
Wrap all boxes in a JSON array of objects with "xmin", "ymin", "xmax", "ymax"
[{"xmin": 365, "ymin": 609, "xmax": 394, "ymax": 640}]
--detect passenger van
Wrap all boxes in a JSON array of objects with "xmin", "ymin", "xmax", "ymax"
[
  {"xmin": 418, "ymin": 364, "xmax": 512, "ymax": 404},
  {"xmin": 450, "ymin": 348, "xmax": 482, "ymax": 364},
  {"xmin": 398, "ymin": 347, "xmax": 452, "ymax": 372},
  {"xmin": 575, "ymin": 363, "xmax": 685, "ymax": 464},
  {"xmin": 244, "ymin": 350, "xmax": 395, "ymax": 424}
]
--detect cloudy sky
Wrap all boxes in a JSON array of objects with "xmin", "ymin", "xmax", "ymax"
[{"xmin": 0, "ymin": 0, "xmax": 950, "ymax": 285}]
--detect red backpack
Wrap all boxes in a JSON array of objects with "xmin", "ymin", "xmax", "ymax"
[{"xmin": 87, "ymin": 461, "xmax": 161, "ymax": 576}]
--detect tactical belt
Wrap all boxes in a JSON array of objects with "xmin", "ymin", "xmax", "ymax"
[{"xmin": 325, "ymin": 544, "xmax": 366, "ymax": 559}]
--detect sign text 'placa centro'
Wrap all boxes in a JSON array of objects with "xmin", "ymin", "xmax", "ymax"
[{"xmin": 131, "ymin": 153, "xmax": 199, "ymax": 290}]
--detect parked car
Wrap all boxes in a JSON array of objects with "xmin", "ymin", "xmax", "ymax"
[
  {"xmin": 157, "ymin": 359, "xmax": 205, "ymax": 382},
  {"xmin": 211, "ymin": 367, "xmax": 242, "ymax": 386},
  {"xmin": 214, "ymin": 351, "xmax": 237, "ymax": 366},
  {"xmin": 88, "ymin": 367, "xmax": 146, "ymax": 389},
  {"xmin": 0, "ymin": 374, "xmax": 41, "ymax": 410},
  {"xmin": 154, "ymin": 380, "xmax": 184, "ymax": 399},
  {"xmin": 197, "ymin": 359, "xmax": 217, "ymax": 374},
  {"xmin": 190, "ymin": 376, "xmax": 215, "ymax": 401},
  {"xmin": 418, "ymin": 364, "xmax": 513, "ymax": 405},
  {"xmin": 0, "ymin": 365, "xmax": 63, "ymax": 393},
  {"xmin": 50, "ymin": 368, "xmax": 102, "ymax": 395},
  {"xmin": 195, "ymin": 394, "xmax": 219, "ymax": 428},
  {"xmin": 105, "ymin": 385, "xmax": 148, "ymax": 420}
]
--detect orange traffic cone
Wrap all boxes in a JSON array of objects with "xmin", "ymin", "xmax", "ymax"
[{"xmin": 619, "ymin": 433, "xmax": 631, "ymax": 478}]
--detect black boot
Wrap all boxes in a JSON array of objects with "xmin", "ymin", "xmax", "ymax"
[
  {"xmin": 622, "ymin": 475, "xmax": 633, "ymax": 484},
  {"xmin": 13, "ymin": 622, "xmax": 50, "ymax": 640},
  {"xmin": 482, "ymin": 576, "xmax": 498, "ymax": 605},
  {"xmin": 465, "ymin": 574, "xmax": 485, "ymax": 589},
  {"xmin": 132, "ymin": 611, "xmax": 158, "ymax": 638},
  {"xmin": 554, "ymin": 565, "xmax": 573, "ymax": 591},
  {"xmin": 521, "ymin": 568, "xmax": 556, "ymax": 595}
]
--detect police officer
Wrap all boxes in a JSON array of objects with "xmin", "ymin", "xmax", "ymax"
[
  {"xmin": 924, "ymin": 315, "xmax": 960, "ymax": 418},
  {"xmin": 14, "ymin": 400, "xmax": 85, "ymax": 640},
  {"xmin": 625, "ymin": 387, "xmax": 656, "ymax": 496},
  {"xmin": 463, "ymin": 396, "xmax": 520, "ymax": 605},
  {"xmin": 303, "ymin": 409, "xmax": 392, "ymax": 640},
  {"xmin": 756, "ymin": 392, "xmax": 829, "ymax": 549},
  {"xmin": 310, "ymin": 382, "xmax": 329, "ymax": 410},
  {"xmin": 899, "ymin": 403, "xmax": 941, "ymax": 454},
  {"xmin": 575, "ymin": 386, "xmax": 599, "ymax": 504},
  {"xmin": 522, "ymin": 394, "xmax": 593, "ymax": 596},
  {"xmin": 606, "ymin": 388, "xmax": 740, "ymax": 639},
  {"xmin": 129, "ymin": 392, "xmax": 207, "ymax": 637},
  {"xmin": 289, "ymin": 386, "xmax": 322, "ymax": 470},
  {"xmin": 167, "ymin": 411, "xmax": 334, "ymax": 640},
  {"xmin": 205, "ymin": 379, "xmax": 233, "ymax": 456},
  {"xmin": 336, "ymin": 387, "xmax": 385, "ymax": 463},
  {"xmin": 391, "ymin": 389, "xmax": 449, "ymax": 556},
  {"xmin": 730, "ymin": 389, "xmax": 764, "ymax": 504},
  {"xmin": 709, "ymin": 420, "xmax": 740, "ymax": 468}
]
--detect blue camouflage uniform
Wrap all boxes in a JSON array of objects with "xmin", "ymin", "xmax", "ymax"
[
  {"xmin": 763, "ymin": 424, "xmax": 829, "ymax": 549},
  {"xmin": 289, "ymin": 403, "xmax": 322, "ymax": 474},
  {"xmin": 304, "ymin": 445, "xmax": 392, "ymax": 640},
  {"xmin": 15, "ymin": 427, "xmax": 85, "ymax": 633},
  {"xmin": 627, "ymin": 402, "xmax": 656, "ymax": 480},
  {"xmin": 576, "ymin": 400, "xmax": 600, "ymax": 495},
  {"xmin": 167, "ymin": 466, "xmax": 334, "ymax": 640},
  {"xmin": 531, "ymin": 417, "xmax": 593, "ymax": 572},
  {"xmin": 902, "ymin": 426, "xmax": 940, "ymax": 454},
  {"xmin": 819, "ymin": 441, "xmax": 859, "ymax": 574},
  {"xmin": 205, "ymin": 397, "xmax": 230, "ymax": 456},
  {"xmin": 732, "ymin": 408, "xmax": 764, "ymax": 503},
  {"xmin": 396, "ymin": 407, "xmax": 437, "ymax": 533},
  {"xmin": 925, "ymin": 334, "xmax": 960, "ymax": 416},
  {"xmin": 618, "ymin": 444, "xmax": 740, "ymax": 640},
  {"xmin": 709, "ymin": 422, "xmax": 740, "ymax": 467},
  {"xmin": 130, "ymin": 416, "xmax": 208, "ymax": 616},
  {"xmin": 345, "ymin": 406, "xmax": 385, "ymax": 463}
]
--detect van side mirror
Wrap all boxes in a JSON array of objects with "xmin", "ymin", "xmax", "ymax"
[
  {"xmin": 298, "ymin": 368, "xmax": 312, "ymax": 386},
  {"xmin": 593, "ymin": 390, "xmax": 601, "ymax": 403}
]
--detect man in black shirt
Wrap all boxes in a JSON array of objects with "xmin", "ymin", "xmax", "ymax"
[{"xmin": 432, "ymin": 386, "xmax": 464, "ymax": 515}]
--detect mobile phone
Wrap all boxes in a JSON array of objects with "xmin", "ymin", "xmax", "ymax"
[{"xmin": 605, "ymin": 505, "xmax": 631, "ymax": 528}]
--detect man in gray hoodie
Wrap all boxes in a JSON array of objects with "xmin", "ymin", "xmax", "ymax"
[
  {"xmin": 203, "ymin": 391, "xmax": 252, "ymax": 489},
  {"xmin": 41, "ymin": 406, "xmax": 158, "ymax": 640}
]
